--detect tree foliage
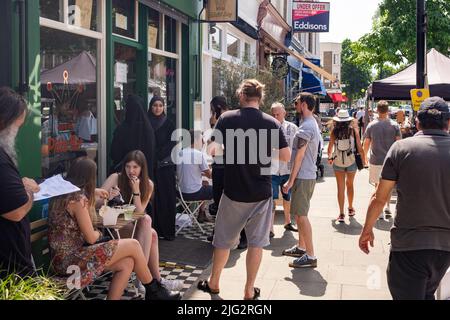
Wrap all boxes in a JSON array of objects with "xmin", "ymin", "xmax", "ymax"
[
  {"xmin": 340, "ymin": 39, "xmax": 373, "ymax": 104},
  {"xmin": 354, "ymin": 0, "xmax": 450, "ymax": 80}
]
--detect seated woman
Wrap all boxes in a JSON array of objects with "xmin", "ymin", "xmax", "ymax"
[
  {"xmin": 100, "ymin": 150, "xmax": 183, "ymax": 293},
  {"xmin": 48, "ymin": 157, "xmax": 180, "ymax": 300}
]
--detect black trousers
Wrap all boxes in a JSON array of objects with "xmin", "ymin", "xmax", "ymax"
[
  {"xmin": 211, "ymin": 164, "xmax": 225, "ymax": 206},
  {"xmin": 152, "ymin": 165, "xmax": 176, "ymax": 240},
  {"xmin": 387, "ymin": 249, "xmax": 450, "ymax": 300}
]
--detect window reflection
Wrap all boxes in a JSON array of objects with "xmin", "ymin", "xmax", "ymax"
[
  {"xmin": 148, "ymin": 55, "xmax": 177, "ymax": 124},
  {"xmin": 40, "ymin": 27, "xmax": 98, "ymax": 178},
  {"xmin": 227, "ymin": 33, "xmax": 239, "ymax": 58}
]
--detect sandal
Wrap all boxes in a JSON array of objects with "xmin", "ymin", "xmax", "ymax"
[
  {"xmin": 337, "ymin": 214, "xmax": 345, "ymax": 223},
  {"xmin": 348, "ymin": 208, "xmax": 356, "ymax": 217},
  {"xmin": 197, "ymin": 280, "xmax": 220, "ymax": 294},
  {"xmin": 244, "ymin": 287, "xmax": 261, "ymax": 300}
]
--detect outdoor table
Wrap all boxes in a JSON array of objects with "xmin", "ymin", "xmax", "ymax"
[{"xmin": 93, "ymin": 211, "xmax": 145, "ymax": 240}]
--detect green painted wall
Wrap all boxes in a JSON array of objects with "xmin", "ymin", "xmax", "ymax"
[{"xmin": 161, "ymin": 0, "xmax": 202, "ymax": 19}]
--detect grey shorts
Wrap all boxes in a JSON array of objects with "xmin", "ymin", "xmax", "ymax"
[
  {"xmin": 212, "ymin": 194, "xmax": 273, "ymax": 249},
  {"xmin": 290, "ymin": 179, "xmax": 316, "ymax": 217}
]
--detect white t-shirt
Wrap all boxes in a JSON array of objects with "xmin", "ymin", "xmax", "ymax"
[
  {"xmin": 271, "ymin": 120, "xmax": 298, "ymax": 176},
  {"xmin": 356, "ymin": 110, "xmax": 365, "ymax": 120},
  {"xmin": 177, "ymin": 147, "xmax": 209, "ymax": 194}
]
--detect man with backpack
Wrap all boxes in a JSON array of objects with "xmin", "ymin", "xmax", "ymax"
[{"xmin": 363, "ymin": 100, "xmax": 401, "ymax": 219}]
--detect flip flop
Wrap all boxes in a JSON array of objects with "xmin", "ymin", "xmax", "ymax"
[
  {"xmin": 197, "ymin": 280, "xmax": 220, "ymax": 294},
  {"xmin": 244, "ymin": 287, "xmax": 261, "ymax": 300}
]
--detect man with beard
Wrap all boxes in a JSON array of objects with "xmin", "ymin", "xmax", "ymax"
[{"xmin": 0, "ymin": 87, "xmax": 40, "ymax": 278}]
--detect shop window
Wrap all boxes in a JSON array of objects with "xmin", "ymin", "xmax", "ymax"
[
  {"xmin": 40, "ymin": 0, "xmax": 64, "ymax": 22},
  {"xmin": 164, "ymin": 15, "xmax": 177, "ymax": 54},
  {"xmin": 209, "ymin": 26, "xmax": 222, "ymax": 52},
  {"xmin": 114, "ymin": 44, "xmax": 137, "ymax": 125},
  {"xmin": 148, "ymin": 8, "xmax": 161, "ymax": 50},
  {"xmin": 148, "ymin": 54, "xmax": 177, "ymax": 124},
  {"xmin": 40, "ymin": 0, "xmax": 98, "ymax": 31},
  {"xmin": 68, "ymin": 0, "xmax": 98, "ymax": 31},
  {"xmin": 112, "ymin": 0, "xmax": 137, "ymax": 39},
  {"xmin": 227, "ymin": 33, "xmax": 240, "ymax": 58},
  {"xmin": 40, "ymin": 27, "xmax": 98, "ymax": 178},
  {"xmin": 244, "ymin": 42, "xmax": 251, "ymax": 62}
]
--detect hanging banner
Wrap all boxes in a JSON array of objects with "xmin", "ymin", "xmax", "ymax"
[{"xmin": 292, "ymin": 1, "xmax": 330, "ymax": 33}]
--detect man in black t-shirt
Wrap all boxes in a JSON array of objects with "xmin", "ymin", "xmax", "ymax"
[
  {"xmin": 197, "ymin": 79, "xmax": 290, "ymax": 300},
  {"xmin": 0, "ymin": 87, "xmax": 40, "ymax": 278}
]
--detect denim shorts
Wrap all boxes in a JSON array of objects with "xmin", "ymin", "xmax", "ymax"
[
  {"xmin": 333, "ymin": 162, "xmax": 357, "ymax": 173},
  {"xmin": 271, "ymin": 174, "xmax": 291, "ymax": 201}
]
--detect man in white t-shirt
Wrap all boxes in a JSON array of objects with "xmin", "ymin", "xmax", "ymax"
[{"xmin": 177, "ymin": 130, "xmax": 213, "ymax": 222}]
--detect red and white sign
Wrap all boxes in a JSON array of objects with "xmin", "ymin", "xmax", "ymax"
[{"xmin": 292, "ymin": 1, "xmax": 330, "ymax": 32}]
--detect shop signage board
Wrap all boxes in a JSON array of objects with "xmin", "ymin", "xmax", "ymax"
[
  {"xmin": 292, "ymin": 1, "xmax": 330, "ymax": 32},
  {"xmin": 205, "ymin": 0, "xmax": 238, "ymax": 22},
  {"xmin": 410, "ymin": 88, "xmax": 430, "ymax": 111}
]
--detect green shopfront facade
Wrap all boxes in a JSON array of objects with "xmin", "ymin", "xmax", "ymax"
[{"xmin": 0, "ymin": 0, "xmax": 201, "ymax": 266}]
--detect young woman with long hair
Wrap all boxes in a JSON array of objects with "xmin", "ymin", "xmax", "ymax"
[
  {"xmin": 327, "ymin": 110, "xmax": 365, "ymax": 223},
  {"xmin": 101, "ymin": 150, "xmax": 183, "ymax": 293},
  {"xmin": 48, "ymin": 157, "xmax": 180, "ymax": 300}
]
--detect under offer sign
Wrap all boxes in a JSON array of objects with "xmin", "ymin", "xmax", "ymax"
[{"xmin": 292, "ymin": 1, "xmax": 330, "ymax": 33}]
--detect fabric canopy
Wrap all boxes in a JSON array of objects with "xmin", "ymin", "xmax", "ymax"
[
  {"xmin": 302, "ymin": 68, "xmax": 326, "ymax": 95},
  {"xmin": 369, "ymin": 48, "xmax": 450, "ymax": 100},
  {"xmin": 328, "ymin": 92, "xmax": 348, "ymax": 103},
  {"xmin": 41, "ymin": 51, "xmax": 96, "ymax": 85}
]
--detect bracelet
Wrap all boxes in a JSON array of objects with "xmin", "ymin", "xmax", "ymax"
[{"xmin": 132, "ymin": 193, "xmax": 140, "ymax": 197}]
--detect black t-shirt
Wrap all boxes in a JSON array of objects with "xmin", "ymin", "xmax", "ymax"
[
  {"xmin": 214, "ymin": 108, "xmax": 288, "ymax": 202},
  {"xmin": 0, "ymin": 147, "xmax": 33, "ymax": 278}
]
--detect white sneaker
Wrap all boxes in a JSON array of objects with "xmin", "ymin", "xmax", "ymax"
[
  {"xmin": 160, "ymin": 278, "xmax": 184, "ymax": 291},
  {"xmin": 133, "ymin": 278, "xmax": 146, "ymax": 295}
]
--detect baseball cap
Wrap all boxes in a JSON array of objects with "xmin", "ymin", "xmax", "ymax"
[{"xmin": 418, "ymin": 96, "xmax": 450, "ymax": 120}]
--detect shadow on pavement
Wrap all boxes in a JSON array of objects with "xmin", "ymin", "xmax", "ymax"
[
  {"xmin": 224, "ymin": 248, "xmax": 244, "ymax": 269},
  {"xmin": 285, "ymin": 269, "xmax": 328, "ymax": 297},
  {"xmin": 374, "ymin": 217, "xmax": 394, "ymax": 231},
  {"xmin": 331, "ymin": 217, "xmax": 363, "ymax": 235}
]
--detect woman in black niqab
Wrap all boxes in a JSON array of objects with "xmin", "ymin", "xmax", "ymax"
[{"xmin": 110, "ymin": 95, "xmax": 156, "ymax": 178}]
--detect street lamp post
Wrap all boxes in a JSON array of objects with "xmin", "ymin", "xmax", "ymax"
[{"xmin": 416, "ymin": 0, "xmax": 427, "ymax": 89}]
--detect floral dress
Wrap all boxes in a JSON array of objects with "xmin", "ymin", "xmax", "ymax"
[{"xmin": 48, "ymin": 195, "xmax": 118, "ymax": 288}]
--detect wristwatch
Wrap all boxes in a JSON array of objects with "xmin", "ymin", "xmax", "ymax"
[{"xmin": 133, "ymin": 193, "xmax": 140, "ymax": 197}]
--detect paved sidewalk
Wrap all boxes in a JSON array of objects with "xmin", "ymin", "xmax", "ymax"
[{"xmin": 184, "ymin": 156, "xmax": 394, "ymax": 300}]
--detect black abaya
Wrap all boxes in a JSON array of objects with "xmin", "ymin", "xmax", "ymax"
[{"xmin": 150, "ymin": 117, "xmax": 177, "ymax": 240}]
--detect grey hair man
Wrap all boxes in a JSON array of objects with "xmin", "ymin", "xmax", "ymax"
[
  {"xmin": 359, "ymin": 97, "xmax": 450, "ymax": 300},
  {"xmin": 0, "ymin": 87, "xmax": 40, "ymax": 279},
  {"xmin": 270, "ymin": 102, "xmax": 299, "ymax": 235}
]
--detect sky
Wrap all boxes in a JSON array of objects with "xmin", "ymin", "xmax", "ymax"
[{"xmin": 319, "ymin": 0, "xmax": 383, "ymax": 43}]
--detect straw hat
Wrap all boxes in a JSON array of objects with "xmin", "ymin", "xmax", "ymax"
[{"xmin": 333, "ymin": 109, "xmax": 353, "ymax": 122}]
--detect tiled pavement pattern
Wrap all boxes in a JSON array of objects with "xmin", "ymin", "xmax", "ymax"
[
  {"xmin": 73, "ymin": 262, "xmax": 205, "ymax": 300},
  {"xmin": 176, "ymin": 221, "xmax": 215, "ymax": 242}
]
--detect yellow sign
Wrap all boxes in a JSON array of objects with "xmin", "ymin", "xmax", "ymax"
[{"xmin": 410, "ymin": 88, "xmax": 430, "ymax": 111}]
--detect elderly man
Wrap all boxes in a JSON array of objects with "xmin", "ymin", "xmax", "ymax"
[
  {"xmin": 0, "ymin": 87, "xmax": 40, "ymax": 278},
  {"xmin": 270, "ymin": 102, "xmax": 299, "ymax": 235},
  {"xmin": 359, "ymin": 97, "xmax": 450, "ymax": 300}
]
